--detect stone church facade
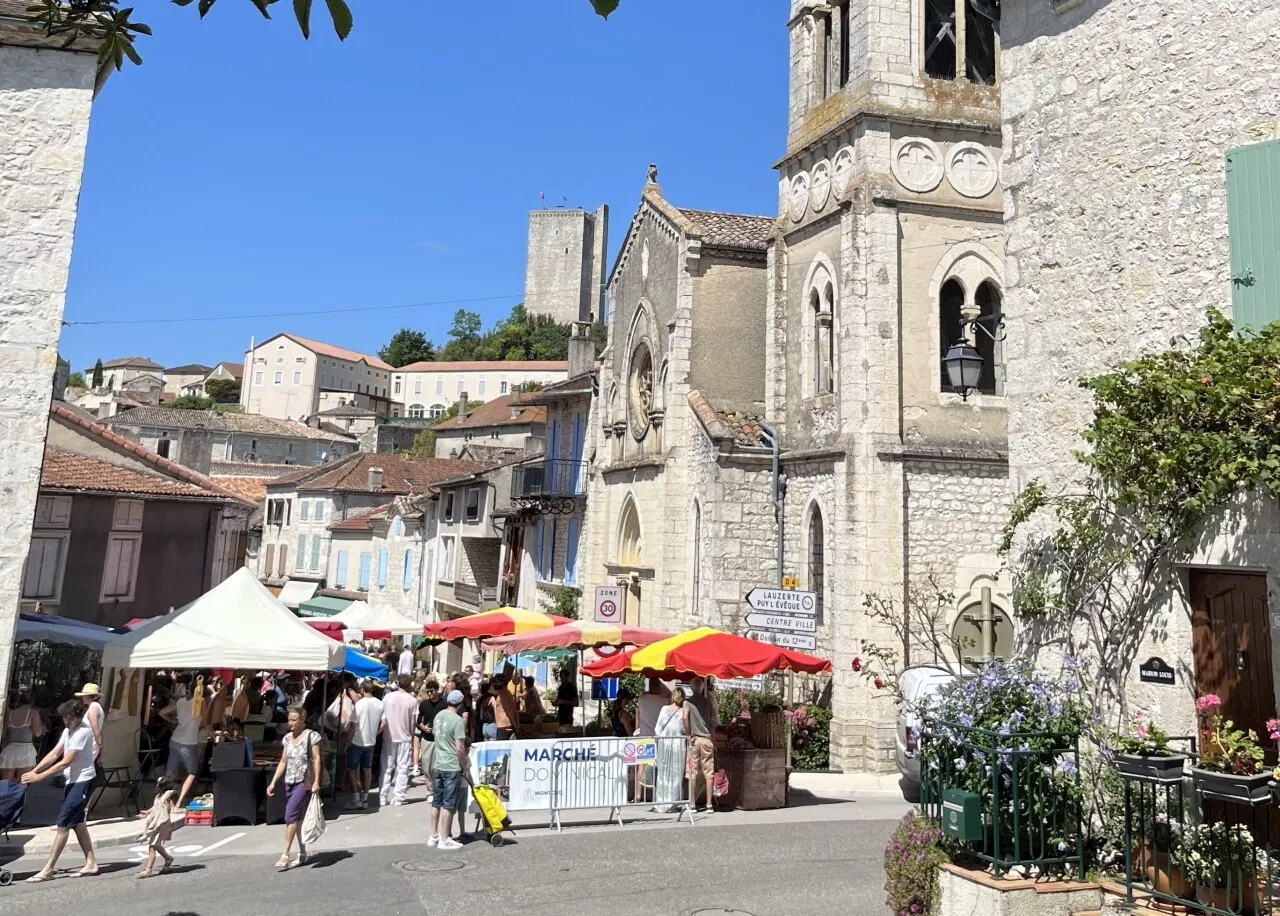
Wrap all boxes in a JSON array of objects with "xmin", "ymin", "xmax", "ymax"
[{"xmin": 581, "ymin": 0, "xmax": 1013, "ymax": 772}]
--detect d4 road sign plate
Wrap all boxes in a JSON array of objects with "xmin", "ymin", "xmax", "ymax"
[
  {"xmin": 745, "ymin": 587, "xmax": 817, "ymax": 616},
  {"xmin": 745, "ymin": 629, "xmax": 818, "ymax": 652},
  {"xmin": 743, "ymin": 612, "xmax": 817, "ymax": 634}
]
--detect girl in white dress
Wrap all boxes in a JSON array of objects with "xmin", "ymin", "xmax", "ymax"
[{"xmin": 136, "ymin": 775, "xmax": 179, "ymax": 878}]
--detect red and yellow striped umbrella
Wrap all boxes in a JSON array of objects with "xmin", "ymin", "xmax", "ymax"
[
  {"xmin": 423, "ymin": 607, "xmax": 570, "ymax": 642},
  {"xmin": 580, "ymin": 627, "xmax": 832, "ymax": 680},
  {"xmin": 481, "ymin": 622, "xmax": 673, "ymax": 653}
]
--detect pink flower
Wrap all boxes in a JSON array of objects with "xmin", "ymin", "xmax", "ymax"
[
  {"xmin": 874, "ymin": 676, "xmax": 885, "ymax": 690},
  {"xmin": 852, "ymin": 657, "xmax": 863, "ymax": 672},
  {"xmin": 1135, "ymin": 722, "xmax": 1150, "ymax": 741},
  {"xmin": 1196, "ymin": 694, "xmax": 1223, "ymax": 714},
  {"xmin": 1268, "ymin": 719, "xmax": 1280, "ymax": 743}
]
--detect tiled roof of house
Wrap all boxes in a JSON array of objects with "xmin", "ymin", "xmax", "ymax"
[
  {"xmin": 102, "ymin": 356, "xmax": 163, "ymax": 370},
  {"xmin": 165, "ymin": 363, "xmax": 213, "ymax": 375},
  {"xmin": 212, "ymin": 361, "xmax": 244, "ymax": 379},
  {"xmin": 213, "ymin": 476, "xmax": 270, "ymax": 504},
  {"xmin": 676, "ymin": 208, "xmax": 775, "ymax": 252},
  {"xmin": 273, "ymin": 333, "xmax": 393, "ymax": 372},
  {"xmin": 100, "ymin": 407, "xmax": 355, "ymax": 443},
  {"xmin": 432, "ymin": 393, "xmax": 546, "ymax": 431},
  {"xmin": 42, "ymin": 449, "xmax": 236, "ymax": 500},
  {"xmin": 210, "ymin": 460, "xmax": 300, "ymax": 478},
  {"xmin": 329, "ymin": 503, "xmax": 395, "ymax": 532},
  {"xmin": 687, "ymin": 390, "xmax": 767, "ymax": 448},
  {"xmin": 48, "ymin": 402, "xmax": 256, "ymax": 507},
  {"xmin": 396, "ymin": 359, "xmax": 568, "ymax": 373},
  {"xmin": 267, "ymin": 452, "xmax": 488, "ymax": 494},
  {"xmin": 456, "ymin": 444, "xmax": 524, "ymax": 463},
  {"xmin": 519, "ymin": 371, "xmax": 595, "ymax": 404}
]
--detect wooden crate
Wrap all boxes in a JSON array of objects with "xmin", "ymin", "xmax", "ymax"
[
  {"xmin": 749, "ymin": 708, "xmax": 786, "ymax": 750},
  {"xmin": 721, "ymin": 747, "xmax": 787, "ymax": 811}
]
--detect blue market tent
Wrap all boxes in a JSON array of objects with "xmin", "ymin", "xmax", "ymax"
[{"xmin": 337, "ymin": 647, "xmax": 388, "ymax": 681}]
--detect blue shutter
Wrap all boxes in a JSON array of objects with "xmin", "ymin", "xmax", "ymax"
[
  {"xmin": 403, "ymin": 549, "xmax": 413, "ymax": 591},
  {"xmin": 314, "ymin": 501, "xmax": 325, "ymax": 522},
  {"xmin": 545, "ymin": 518, "xmax": 557, "ymax": 581},
  {"xmin": 546, "ymin": 419, "xmax": 561, "ymax": 491},
  {"xmin": 571, "ymin": 414, "xmax": 586, "ymax": 494},
  {"xmin": 565, "ymin": 518, "xmax": 580, "ymax": 586},
  {"xmin": 358, "ymin": 552, "xmax": 371, "ymax": 590},
  {"xmin": 377, "ymin": 548, "xmax": 389, "ymax": 587},
  {"xmin": 296, "ymin": 535, "xmax": 306, "ymax": 569},
  {"xmin": 534, "ymin": 520, "xmax": 545, "ymax": 581},
  {"xmin": 335, "ymin": 551, "xmax": 348, "ymax": 588}
]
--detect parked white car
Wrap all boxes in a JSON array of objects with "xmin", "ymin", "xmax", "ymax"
[{"xmin": 894, "ymin": 665, "xmax": 958, "ymax": 800}]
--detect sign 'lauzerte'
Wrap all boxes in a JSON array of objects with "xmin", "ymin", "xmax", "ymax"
[{"xmin": 744, "ymin": 587, "xmax": 817, "ymax": 616}]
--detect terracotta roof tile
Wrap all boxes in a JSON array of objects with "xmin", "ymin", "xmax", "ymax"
[
  {"xmin": 267, "ymin": 452, "xmax": 488, "ymax": 494},
  {"xmin": 432, "ymin": 393, "xmax": 546, "ymax": 431},
  {"xmin": 329, "ymin": 503, "xmax": 395, "ymax": 532},
  {"xmin": 687, "ymin": 390, "xmax": 768, "ymax": 448},
  {"xmin": 213, "ymin": 476, "xmax": 269, "ymax": 504},
  {"xmin": 396, "ymin": 359, "xmax": 568, "ymax": 373},
  {"xmin": 213, "ymin": 362, "xmax": 244, "ymax": 379},
  {"xmin": 277, "ymin": 334, "xmax": 393, "ymax": 372},
  {"xmin": 42, "ymin": 449, "xmax": 229, "ymax": 500}
]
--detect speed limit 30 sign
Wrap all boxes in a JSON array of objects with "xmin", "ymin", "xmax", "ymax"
[{"xmin": 594, "ymin": 585, "xmax": 623, "ymax": 623}]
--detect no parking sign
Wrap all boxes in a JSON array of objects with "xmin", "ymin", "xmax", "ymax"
[{"xmin": 594, "ymin": 585, "xmax": 623, "ymax": 623}]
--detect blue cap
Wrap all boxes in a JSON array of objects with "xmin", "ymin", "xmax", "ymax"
[{"xmin": 447, "ymin": 689, "xmax": 464, "ymax": 706}]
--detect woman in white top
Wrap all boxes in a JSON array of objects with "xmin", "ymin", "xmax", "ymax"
[
  {"xmin": 159, "ymin": 676, "xmax": 208, "ymax": 809},
  {"xmin": 653, "ymin": 688, "xmax": 690, "ymax": 812},
  {"xmin": 0, "ymin": 689, "xmax": 43, "ymax": 780}
]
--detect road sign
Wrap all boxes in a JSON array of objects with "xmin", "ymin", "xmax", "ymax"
[
  {"xmin": 746, "ymin": 629, "xmax": 818, "ymax": 652},
  {"xmin": 781, "ymin": 575, "xmax": 800, "ymax": 590},
  {"xmin": 745, "ymin": 587, "xmax": 817, "ymax": 616},
  {"xmin": 744, "ymin": 612, "xmax": 817, "ymax": 634},
  {"xmin": 594, "ymin": 585, "xmax": 623, "ymax": 623}
]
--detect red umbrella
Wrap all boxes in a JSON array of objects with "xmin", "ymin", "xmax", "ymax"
[
  {"xmin": 580, "ymin": 628, "xmax": 832, "ymax": 680},
  {"xmin": 481, "ymin": 621, "xmax": 673, "ymax": 653},
  {"xmin": 306, "ymin": 620, "xmax": 392, "ymax": 642},
  {"xmin": 423, "ymin": 607, "xmax": 569, "ymax": 642}
]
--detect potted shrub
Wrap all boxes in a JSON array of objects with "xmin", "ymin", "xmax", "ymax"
[
  {"xmin": 1192, "ymin": 695, "xmax": 1270, "ymax": 803},
  {"xmin": 1111, "ymin": 708, "xmax": 1187, "ymax": 782},
  {"xmin": 1173, "ymin": 821, "xmax": 1270, "ymax": 914}
]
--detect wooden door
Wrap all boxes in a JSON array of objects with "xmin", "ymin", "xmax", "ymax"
[{"xmin": 1191, "ymin": 571, "xmax": 1275, "ymax": 748}]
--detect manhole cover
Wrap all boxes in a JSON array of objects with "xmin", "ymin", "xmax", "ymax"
[
  {"xmin": 690, "ymin": 910, "xmax": 758, "ymax": 916},
  {"xmin": 394, "ymin": 859, "xmax": 466, "ymax": 873}
]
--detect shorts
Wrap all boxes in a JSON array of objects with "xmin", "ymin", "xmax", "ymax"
[
  {"xmin": 58, "ymin": 777, "xmax": 96, "ymax": 829},
  {"xmin": 346, "ymin": 744, "xmax": 375, "ymax": 771},
  {"xmin": 166, "ymin": 740, "xmax": 202, "ymax": 777},
  {"xmin": 432, "ymin": 770, "xmax": 462, "ymax": 811},
  {"xmin": 284, "ymin": 782, "xmax": 311, "ymax": 825}
]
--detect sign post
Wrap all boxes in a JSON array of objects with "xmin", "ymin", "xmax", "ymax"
[
  {"xmin": 744, "ymin": 587, "xmax": 817, "ymax": 616},
  {"xmin": 742, "ymin": 586, "xmax": 819, "ymax": 652},
  {"xmin": 594, "ymin": 585, "xmax": 623, "ymax": 624}
]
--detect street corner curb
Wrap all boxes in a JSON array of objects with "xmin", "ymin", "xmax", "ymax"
[{"xmin": 0, "ymin": 820, "xmax": 184, "ymax": 858}]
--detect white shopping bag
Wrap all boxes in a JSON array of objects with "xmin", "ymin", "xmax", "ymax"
[{"xmin": 302, "ymin": 792, "xmax": 326, "ymax": 845}]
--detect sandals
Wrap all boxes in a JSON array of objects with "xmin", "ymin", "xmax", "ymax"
[
  {"xmin": 135, "ymin": 868, "xmax": 155, "ymax": 880},
  {"xmin": 76, "ymin": 867, "xmax": 100, "ymax": 877},
  {"xmin": 296, "ymin": 852, "xmax": 309, "ymax": 866},
  {"xmin": 275, "ymin": 855, "xmax": 291, "ymax": 870},
  {"xmin": 25, "ymin": 872, "xmax": 53, "ymax": 883}
]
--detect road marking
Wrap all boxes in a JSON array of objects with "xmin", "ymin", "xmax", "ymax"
[
  {"xmin": 172, "ymin": 845, "xmax": 202, "ymax": 854},
  {"xmin": 190, "ymin": 832, "xmax": 245, "ymax": 856}
]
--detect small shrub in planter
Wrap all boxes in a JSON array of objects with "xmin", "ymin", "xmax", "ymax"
[
  {"xmin": 1192, "ymin": 695, "xmax": 1270, "ymax": 802},
  {"xmin": 1110, "ymin": 708, "xmax": 1187, "ymax": 782},
  {"xmin": 884, "ymin": 811, "xmax": 948, "ymax": 916}
]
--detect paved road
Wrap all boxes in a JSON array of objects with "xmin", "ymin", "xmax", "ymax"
[{"xmin": 2, "ymin": 800, "xmax": 903, "ymax": 915}]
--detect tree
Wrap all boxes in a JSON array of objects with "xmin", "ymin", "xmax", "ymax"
[
  {"xmin": 378, "ymin": 328, "xmax": 434, "ymax": 368},
  {"xmin": 26, "ymin": 1, "xmax": 618, "ymax": 85},
  {"xmin": 439, "ymin": 310, "xmax": 483, "ymax": 362},
  {"xmin": 166, "ymin": 394, "xmax": 215, "ymax": 410},
  {"xmin": 66, "ymin": 372, "xmax": 86, "ymax": 389},
  {"xmin": 407, "ymin": 428, "xmax": 436, "ymax": 458},
  {"xmin": 90, "ymin": 359, "xmax": 104, "ymax": 389},
  {"xmin": 204, "ymin": 378, "xmax": 241, "ymax": 403}
]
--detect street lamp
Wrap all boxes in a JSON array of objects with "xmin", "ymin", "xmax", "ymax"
[{"xmin": 941, "ymin": 313, "xmax": 1007, "ymax": 401}]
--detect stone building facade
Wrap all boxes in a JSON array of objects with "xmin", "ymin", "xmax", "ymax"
[
  {"xmin": 0, "ymin": 3, "xmax": 100, "ymax": 716},
  {"xmin": 523, "ymin": 206, "xmax": 609, "ymax": 325},
  {"xmin": 1001, "ymin": 0, "xmax": 1280, "ymax": 741}
]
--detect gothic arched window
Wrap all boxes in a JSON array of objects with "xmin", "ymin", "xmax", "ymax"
[
  {"xmin": 808, "ymin": 507, "xmax": 826, "ymax": 626},
  {"xmin": 938, "ymin": 278, "xmax": 966, "ymax": 390},
  {"xmin": 974, "ymin": 280, "xmax": 1002, "ymax": 395}
]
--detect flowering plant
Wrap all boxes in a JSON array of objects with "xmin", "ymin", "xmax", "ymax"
[
  {"xmin": 1171, "ymin": 821, "xmax": 1271, "ymax": 887},
  {"xmin": 1195, "ymin": 695, "xmax": 1266, "ymax": 775},
  {"xmin": 883, "ymin": 812, "xmax": 947, "ymax": 916},
  {"xmin": 1109, "ymin": 708, "xmax": 1174, "ymax": 757}
]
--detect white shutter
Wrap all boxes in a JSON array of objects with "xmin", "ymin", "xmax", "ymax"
[
  {"xmin": 23, "ymin": 535, "xmax": 63, "ymax": 600},
  {"xmin": 102, "ymin": 534, "xmax": 140, "ymax": 600},
  {"xmin": 113, "ymin": 499, "xmax": 144, "ymax": 531},
  {"xmin": 35, "ymin": 496, "xmax": 72, "ymax": 529}
]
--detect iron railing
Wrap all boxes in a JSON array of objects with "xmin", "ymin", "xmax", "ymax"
[
  {"xmin": 453, "ymin": 581, "xmax": 498, "ymax": 607},
  {"xmin": 1121, "ymin": 739, "xmax": 1277, "ymax": 916},
  {"xmin": 919, "ymin": 719, "xmax": 1084, "ymax": 879},
  {"xmin": 511, "ymin": 459, "xmax": 587, "ymax": 512}
]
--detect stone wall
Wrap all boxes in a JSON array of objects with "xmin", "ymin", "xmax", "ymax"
[{"xmin": 0, "ymin": 41, "xmax": 97, "ymax": 715}]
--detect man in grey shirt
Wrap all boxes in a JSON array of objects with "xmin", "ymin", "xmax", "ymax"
[{"xmin": 686, "ymin": 677, "xmax": 716, "ymax": 811}]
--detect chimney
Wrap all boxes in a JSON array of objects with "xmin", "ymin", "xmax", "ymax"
[
  {"xmin": 568, "ymin": 320, "xmax": 594, "ymax": 379},
  {"xmin": 368, "ymin": 466, "xmax": 384, "ymax": 490},
  {"xmin": 510, "ymin": 385, "xmax": 522, "ymax": 419},
  {"xmin": 458, "ymin": 392, "xmax": 470, "ymax": 421}
]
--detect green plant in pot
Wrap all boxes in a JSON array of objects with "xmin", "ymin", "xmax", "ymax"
[
  {"xmin": 1192, "ymin": 695, "xmax": 1270, "ymax": 803},
  {"xmin": 1172, "ymin": 822, "xmax": 1272, "ymax": 913},
  {"xmin": 1111, "ymin": 708, "xmax": 1187, "ymax": 783}
]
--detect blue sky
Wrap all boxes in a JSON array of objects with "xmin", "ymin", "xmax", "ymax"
[{"xmin": 60, "ymin": 0, "xmax": 786, "ymax": 374}]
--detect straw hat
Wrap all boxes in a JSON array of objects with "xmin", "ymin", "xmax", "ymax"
[{"xmin": 74, "ymin": 683, "xmax": 101, "ymax": 697}]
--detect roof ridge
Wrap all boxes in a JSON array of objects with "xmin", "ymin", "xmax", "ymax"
[
  {"xmin": 48, "ymin": 403, "xmax": 256, "ymax": 507},
  {"xmin": 675, "ymin": 205, "xmax": 775, "ymax": 221}
]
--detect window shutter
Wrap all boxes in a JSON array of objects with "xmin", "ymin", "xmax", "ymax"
[
  {"xmin": 1228, "ymin": 139, "xmax": 1280, "ymax": 330},
  {"xmin": 278, "ymin": 544, "xmax": 289, "ymax": 577},
  {"xmin": 377, "ymin": 548, "xmax": 389, "ymax": 587},
  {"xmin": 310, "ymin": 535, "xmax": 321, "ymax": 571},
  {"xmin": 335, "ymin": 550, "xmax": 348, "ymax": 588},
  {"xmin": 264, "ymin": 543, "xmax": 276, "ymax": 575},
  {"xmin": 113, "ymin": 499, "xmax": 144, "ymax": 531},
  {"xmin": 358, "ymin": 552, "xmax": 371, "ymax": 590},
  {"xmin": 102, "ymin": 534, "xmax": 139, "ymax": 599},
  {"xmin": 546, "ymin": 519, "xmax": 557, "ymax": 580},
  {"xmin": 296, "ymin": 535, "xmax": 306, "ymax": 569},
  {"xmin": 300, "ymin": 500, "xmax": 310, "ymax": 521},
  {"xmin": 23, "ymin": 536, "xmax": 61, "ymax": 599},
  {"xmin": 403, "ymin": 549, "xmax": 413, "ymax": 591},
  {"xmin": 315, "ymin": 501, "xmax": 325, "ymax": 522},
  {"xmin": 534, "ymin": 520, "xmax": 545, "ymax": 581},
  {"xmin": 565, "ymin": 519, "xmax": 581, "ymax": 587}
]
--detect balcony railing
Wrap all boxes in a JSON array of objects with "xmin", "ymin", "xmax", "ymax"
[
  {"xmin": 453, "ymin": 582, "xmax": 498, "ymax": 608},
  {"xmin": 511, "ymin": 459, "xmax": 587, "ymax": 513}
]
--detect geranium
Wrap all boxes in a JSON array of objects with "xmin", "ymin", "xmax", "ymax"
[
  {"xmin": 1109, "ymin": 708, "xmax": 1174, "ymax": 757},
  {"xmin": 1196, "ymin": 694, "xmax": 1265, "ymax": 775},
  {"xmin": 1195, "ymin": 694, "xmax": 1222, "ymax": 714},
  {"xmin": 851, "ymin": 657, "xmax": 863, "ymax": 672}
]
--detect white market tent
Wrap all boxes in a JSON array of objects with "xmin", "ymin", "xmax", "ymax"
[
  {"xmin": 332, "ymin": 600, "xmax": 421, "ymax": 637},
  {"xmin": 102, "ymin": 567, "xmax": 345, "ymax": 671}
]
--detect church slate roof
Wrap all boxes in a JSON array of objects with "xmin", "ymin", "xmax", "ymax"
[{"xmin": 676, "ymin": 209, "xmax": 776, "ymax": 252}]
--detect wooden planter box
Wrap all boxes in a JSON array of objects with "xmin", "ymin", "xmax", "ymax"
[
  {"xmin": 1115, "ymin": 753, "xmax": 1188, "ymax": 783},
  {"xmin": 719, "ymin": 747, "xmax": 787, "ymax": 811},
  {"xmin": 1192, "ymin": 767, "xmax": 1272, "ymax": 804}
]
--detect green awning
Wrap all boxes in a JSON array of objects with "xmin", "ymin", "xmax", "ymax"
[{"xmin": 297, "ymin": 596, "xmax": 354, "ymax": 617}]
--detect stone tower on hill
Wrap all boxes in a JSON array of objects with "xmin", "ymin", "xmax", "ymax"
[{"xmin": 523, "ymin": 205, "xmax": 609, "ymax": 325}]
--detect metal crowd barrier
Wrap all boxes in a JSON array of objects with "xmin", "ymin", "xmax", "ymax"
[{"xmin": 548, "ymin": 735, "xmax": 695, "ymax": 832}]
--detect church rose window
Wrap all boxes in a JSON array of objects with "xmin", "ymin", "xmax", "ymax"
[{"xmin": 628, "ymin": 344, "xmax": 654, "ymax": 441}]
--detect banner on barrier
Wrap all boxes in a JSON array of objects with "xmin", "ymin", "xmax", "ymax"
[{"xmin": 469, "ymin": 738, "xmax": 627, "ymax": 812}]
